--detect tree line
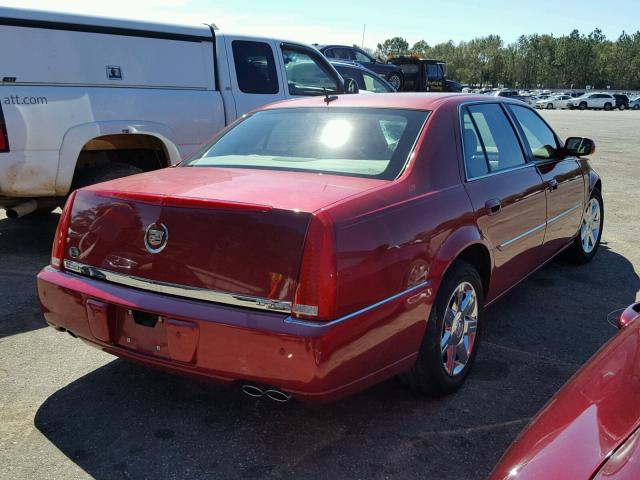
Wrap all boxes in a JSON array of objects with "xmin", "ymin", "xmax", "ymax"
[{"xmin": 372, "ymin": 30, "xmax": 640, "ymax": 90}]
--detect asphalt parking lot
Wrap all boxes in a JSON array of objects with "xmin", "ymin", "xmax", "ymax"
[{"xmin": 1, "ymin": 109, "xmax": 639, "ymax": 480}]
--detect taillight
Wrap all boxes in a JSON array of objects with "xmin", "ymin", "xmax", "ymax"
[
  {"xmin": 292, "ymin": 210, "xmax": 337, "ymax": 321},
  {"xmin": 50, "ymin": 191, "xmax": 77, "ymax": 270}
]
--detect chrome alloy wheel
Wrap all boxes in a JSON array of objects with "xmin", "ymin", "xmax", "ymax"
[
  {"xmin": 580, "ymin": 198, "xmax": 602, "ymax": 254},
  {"xmin": 441, "ymin": 282, "xmax": 478, "ymax": 376}
]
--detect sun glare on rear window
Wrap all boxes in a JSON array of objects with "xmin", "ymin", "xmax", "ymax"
[{"xmin": 184, "ymin": 107, "xmax": 429, "ymax": 180}]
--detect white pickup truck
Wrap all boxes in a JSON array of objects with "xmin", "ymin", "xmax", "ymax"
[{"xmin": 0, "ymin": 7, "xmax": 356, "ymax": 217}]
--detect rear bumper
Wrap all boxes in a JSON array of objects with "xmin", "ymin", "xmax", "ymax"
[{"xmin": 37, "ymin": 267, "xmax": 431, "ymax": 403}]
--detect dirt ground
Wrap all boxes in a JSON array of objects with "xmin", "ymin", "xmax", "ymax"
[{"xmin": 1, "ymin": 109, "xmax": 639, "ymax": 480}]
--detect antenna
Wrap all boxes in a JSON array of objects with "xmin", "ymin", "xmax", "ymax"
[
  {"xmin": 361, "ymin": 24, "xmax": 366, "ymax": 48},
  {"xmin": 323, "ymin": 88, "xmax": 338, "ymax": 104}
]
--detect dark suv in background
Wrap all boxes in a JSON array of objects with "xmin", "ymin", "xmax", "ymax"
[
  {"xmin": 613, "ymin": 94, "xmax": 630, "ymax": 110},
  {"xmin": 315, "ymin": 44, "xmax": 404, "ymax": 90}
]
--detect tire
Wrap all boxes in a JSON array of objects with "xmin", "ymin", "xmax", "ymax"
[
  {"xmin": 546, "ymin": 103, "xmax": 554, "ymax": 109},
  {"xmin": 567, "ymin": 189, "xmax": 604, "ymax": 264},
  {"xmin": 387, "ymin": 71, "xmax": 403, "ymax": 91},
  {"xmin": 400, "ymin": 260, "xmax": 483, "ymax": 395},
  {"xmin": 579, "ymin": 102, "xmax": 587, "ymax": 110},
  {"xmin": 604, "ymin": 102, "xmax": 612, "ymax": 111},
  {"xmin": 619, "ymin": 104, "xmax": 626, "ymax": 111},
  {"xmin": 633, "ymin": 104, "xmax": 640, "ymax": 110},
  {"xmin": 71, "ymin": 162, "xmax": 143, "ymax": 191}
]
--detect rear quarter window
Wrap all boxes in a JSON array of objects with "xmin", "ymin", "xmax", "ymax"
[{"xmin": 232, "ymin": 41, "xmax": 279, "ymax": 94}]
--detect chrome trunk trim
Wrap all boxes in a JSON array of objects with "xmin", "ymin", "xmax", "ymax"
[{"xmin": 62, "ymin": 260, "xmax": 292, "ymax": 313}]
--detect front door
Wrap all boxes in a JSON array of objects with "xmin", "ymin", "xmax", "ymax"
[
  {"xmin": 461, "ymin": 103, "xmax": 547, "ymax": 301},
  {"xmin": 506, "ymin": 104, "xmax": 586, "ymax": 257}
]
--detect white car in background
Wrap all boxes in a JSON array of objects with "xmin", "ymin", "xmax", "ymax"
[
  {"xmin": 567, "ymin": 92, "xmax": 616, "ymax": 110},
  {"xmin": 535, "ymin": 94, "xmax": 571, "ymax": 109}
]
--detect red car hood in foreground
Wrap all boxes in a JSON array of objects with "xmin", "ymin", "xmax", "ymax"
[
  {"xmin": 66, "ymin": 167, "xmax": 384, "ymax": 303},
  {"xmin": 491, "ymin": 307, "xmax": 640, "ymax": 479}
]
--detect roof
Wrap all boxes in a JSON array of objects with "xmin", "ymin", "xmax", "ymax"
[
  {"xmin": 262, "ymin": 93, "xmax": 504, "ymax": 111},
  {"xmin": 0, "ymin": 6, "xmax": 211, "ymax": 40}
]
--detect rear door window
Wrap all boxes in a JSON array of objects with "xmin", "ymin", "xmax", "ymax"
[
  {"xmin": 281, "ymin": 46, "xmax": 339, "ymax": 96},
  {"xmin": 509, "ymin": 105, "xmax": 559, "ymax": 160},
  {"xmin": 232, "ymin": 41, "xmax": 279, "ymax": 94},
  {"xmin": 463, "ymin": 104, "xmax": 526, "ymax": 177}
]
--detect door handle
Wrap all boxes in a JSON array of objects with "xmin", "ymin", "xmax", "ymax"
[
  {"xmin": 485, "ymin": 198, "xmax": 502, "ymax": 216},
  {"xmin": 547, "ymin": 179, "xmax": 559, "ymax": 191}
]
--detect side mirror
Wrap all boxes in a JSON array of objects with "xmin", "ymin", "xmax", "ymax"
[
  {"xmin": 565, "ymin": 137, "xmax": 596, "ymax": 156},
  {"xmin": 344, "ymin": 77, "xmax": 359, "ymax": 94},
  {"xmin": 618, "ymin": 303, "xmax": 640, "ymax": 329}
]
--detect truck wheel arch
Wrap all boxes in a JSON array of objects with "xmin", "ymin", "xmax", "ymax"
[{"xmin": 56, "ymin": 121, "xmax": 181, "ymax": 195}]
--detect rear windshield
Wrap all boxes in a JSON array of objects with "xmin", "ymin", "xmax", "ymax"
[{"xmin": 184, "ymin": 107, "xmax": 429, "ymax": 179}]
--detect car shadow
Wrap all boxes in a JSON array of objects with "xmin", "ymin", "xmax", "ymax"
[
  {"xmin": 0, "ymin": 211, "xmax": 60, "ymax": 338},
  {"xmin": 33, "ymin": 242, "xmax": 639, "ymax": 479}
]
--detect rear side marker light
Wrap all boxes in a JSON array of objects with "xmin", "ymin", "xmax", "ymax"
[{"xmin": 50, "ymin": 191, "xmax": 77, "ymax": 270}]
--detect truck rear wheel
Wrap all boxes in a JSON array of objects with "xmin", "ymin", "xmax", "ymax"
[{"xmin": 71, "ymin": 162, "xmax": 143, "ymax": 191}]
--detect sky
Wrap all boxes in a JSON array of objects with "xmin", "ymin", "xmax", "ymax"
[{"xmin": 2, "ymin": 0, "xmax": 637, "ymax": 50}]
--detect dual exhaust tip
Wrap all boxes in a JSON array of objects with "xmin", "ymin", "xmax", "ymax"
[{"xmin": 241, "ymin": 384, "xmax": 292, "ymax": 403}]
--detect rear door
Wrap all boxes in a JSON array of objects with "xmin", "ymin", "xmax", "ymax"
[
  {"xmin": 461, "ymin": 103, "xmax": 547, "ymax": 300},
  {"xmin": 224, "ymin": 36, "xmax": 285, "ymax": 117},
  {"xmin": 507, "ymin": 104, "xmax": 585, "ymax": 256}
]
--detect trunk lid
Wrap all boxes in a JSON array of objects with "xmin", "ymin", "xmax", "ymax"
[{"xmin": 65, "ymin": 167, "xmax": 382, "ymax": 304}]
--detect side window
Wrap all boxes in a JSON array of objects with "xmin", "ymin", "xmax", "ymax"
[
  {"xmin": 324, "ymin": 48, "xmax": 336, "ymax": 58},
  {"xmin": 509, "ymin": 105, "xmax": 559, "ymax": 160},
  {"xmin": 282, "ymin": 46, "xmax": 339, "ymax": 96},
  {"xmin": 466, "ymin": 104, "xmax": 526, "ymax": 175},
  {"xmin": 461, "ymin": 109, "xmax": 489, "ymax": 178},
  {"xmin": 332, "ymin": 48, "xmax": 353, "ymax": 60},
  {"xmin": 362, "ymin": 71, "xmax": 389, "ymax": 93},
  {"xmin": 354, "ymin": 50, "xmax": 371, "ymax": 63},
  {"xmin": 232, "ymin": 41, "xmax": 279, "ymax": 94}
]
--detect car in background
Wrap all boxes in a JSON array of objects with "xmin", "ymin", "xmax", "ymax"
[
  {"xmin": 630, "ymin": 97, "xmax": 640, "ymax": 110},
  {"xmin": 388, "ymin": 57, "xmax": 461, "ymax": 92},
  {"xmin": 613, "ymin": 93, "xmax": 630, "ymax": 110},
  {"xmin": 488, "ymin": 89, "xmax": 529, "ymax": 103},
  {"xmin": 315, "ymin": 44, "xmax": 404, "ymax": 90},
  {"xmin": 491, "ymin": 303, "xmax": 640, "ymax": 479},
  {"xmin": 535, "ymin": 94, "xmax": 571, "ymax": 109},
  {"xmin": 329, "ymin": 60, "xmax": 395, "ymax": 93},
  {"xmin": 37, "ymin": 94, "xmax": 602, "ymax": 403},
  {"xmin": 567, "ymin": 92, "xmax": 616, "ymax": 110}
]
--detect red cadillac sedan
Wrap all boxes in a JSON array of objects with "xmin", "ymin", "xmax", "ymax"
[{"xmin": 37, "ymin": 93, "xmax": 603, "ymax": 403}]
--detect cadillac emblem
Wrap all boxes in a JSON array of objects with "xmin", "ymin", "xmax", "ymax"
[{"xmin": 144, "ymin": 222, "xmax": 169, "ymax": 253}]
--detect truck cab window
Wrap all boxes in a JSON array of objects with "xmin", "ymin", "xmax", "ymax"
[
  {"xmin": 232, "ymin": 41, "xmax": 279, "ymax": 94},
  {"xmin": 281, "ymin": 47, "xmax": 339, "ymax": 96}
]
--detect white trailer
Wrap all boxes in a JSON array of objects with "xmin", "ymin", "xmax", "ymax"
[{"xmin": 0, "ymin": 7, "xmax": 353, "ymax": 217}]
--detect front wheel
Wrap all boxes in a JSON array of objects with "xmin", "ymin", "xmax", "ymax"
[
  {"xmin": 633, "ymin": 104, "xmax": 640, "ymax": 110},
  {"xmin": 387, "ymin": 72, "xmax": 403, "ymax": 91},
  {"xmin": 400, "ymin": 260, "xmax": 483, "ymax": 395},
  {"xmin": 546, "ymin": 103, "xmax": 554, "ymax": 109},
  {"xmin": 619, "ymin": 104, "xmax": 626, "ymax": 111},
  {"xmin": 567, "ymin": 190, "xmax": 604, "ymax": 264},
  {"xmin": 579, "ymin": 102, "xmax": 587, "ymax": 110}
]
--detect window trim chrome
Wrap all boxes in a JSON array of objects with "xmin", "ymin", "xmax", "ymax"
[{"xmin": 62, "ymin": 260, "xmax": 292, "ymax": 313}]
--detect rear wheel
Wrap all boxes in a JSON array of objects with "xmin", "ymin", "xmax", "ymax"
[
  {"xmin": 567, "ymin": 190, "xmax": 603, "ymax": 264},
  {"xmin": 387, "ymin": 72, "xmax": 403, "ymax": 90},
  {"xmin": 400, "ymin": 261, "xmax": 483, "ymax": 395},
  {"xmin": 71, "ymin": 162, "xmax": 143, "ymax": 191},
  {"xmin": 633, "ymin": 104, "xmax": 640, "ymax": 110},
  {"xmin": 579, "ymin": 102, "xmax": 587, "ymax": 110},
  {"xmin": 604, "ymin": 102, "xmax": 612, "ymax": 111}
]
